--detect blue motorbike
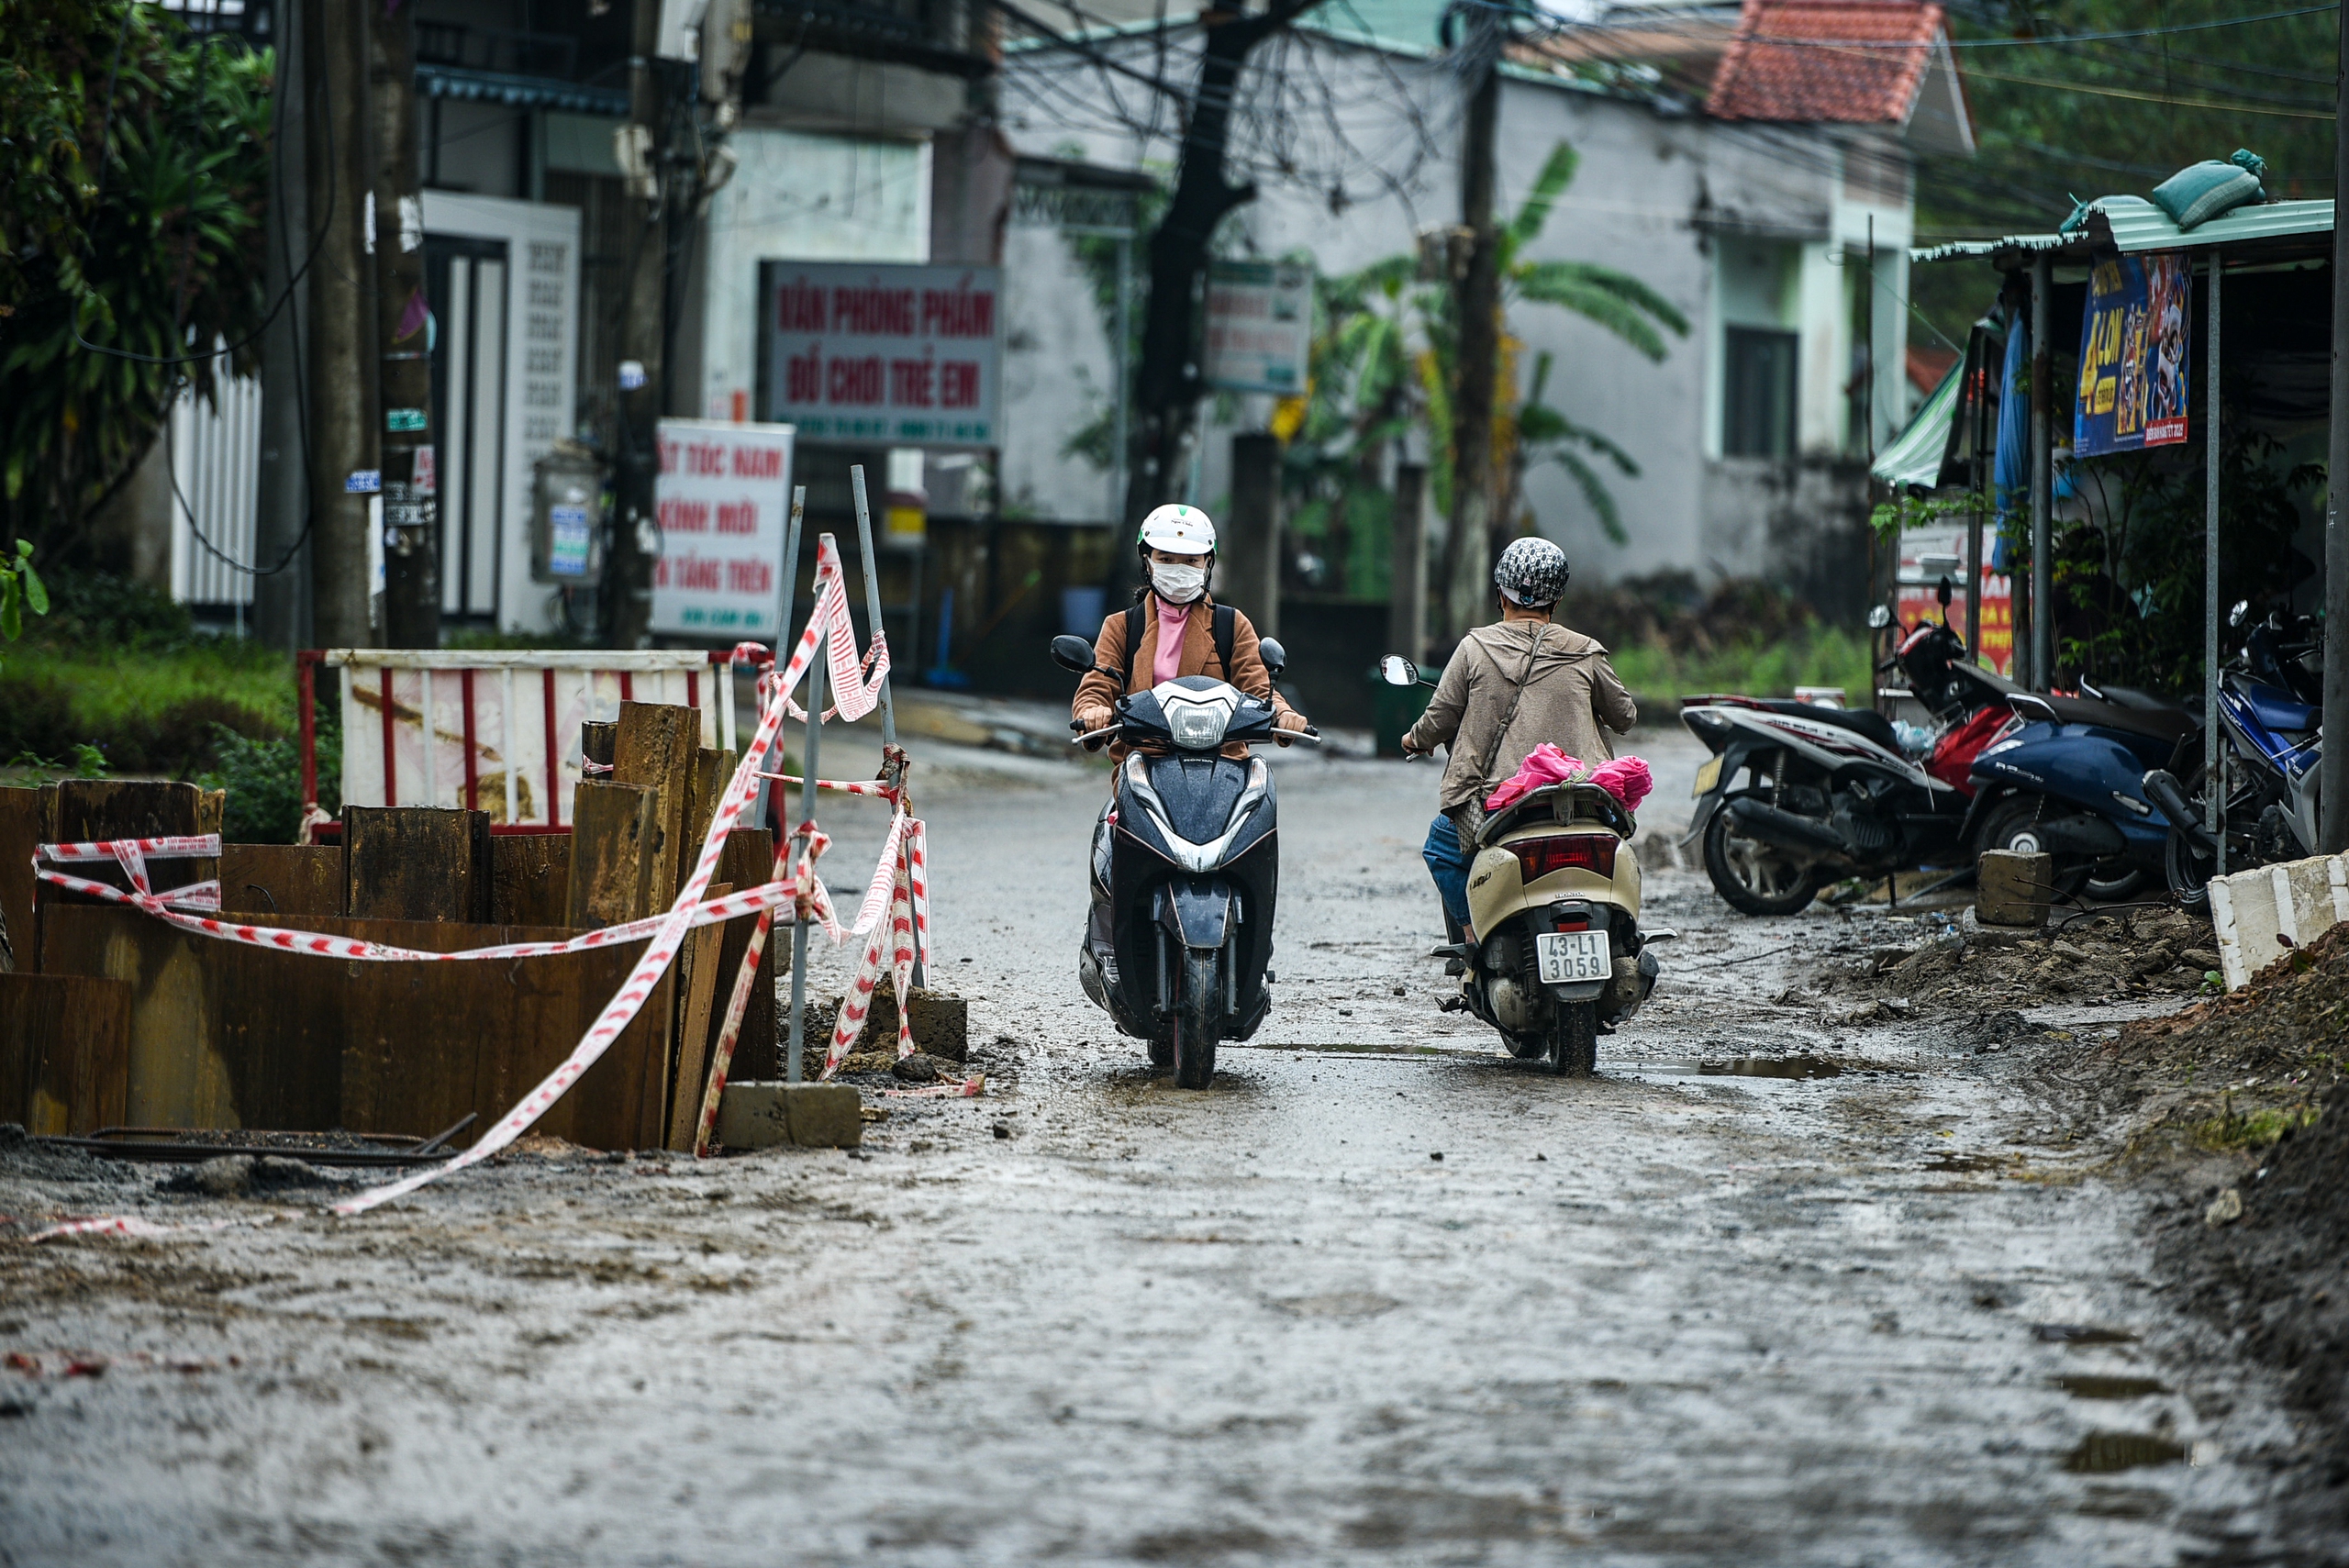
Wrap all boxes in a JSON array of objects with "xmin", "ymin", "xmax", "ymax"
[
  {"xmin": 1961, "ymin": 673, "xmax": 2199, "ymax": 902},
  {"xmin": 2144, "ymin": 603, "xmax": 2323, "ymax": 912},
  {"xmin": 1051, "ymin": 632, "xmax": 1316, "ymax": 1087}
]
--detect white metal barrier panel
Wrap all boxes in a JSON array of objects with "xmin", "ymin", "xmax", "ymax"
[{"xmin": 305, "ymin": 650, "xmax": 752, "ymax": 828}]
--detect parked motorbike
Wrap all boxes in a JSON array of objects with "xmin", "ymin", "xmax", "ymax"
[
  {"xmin": 1379, "ymin": 654, "xmax": 1664, "ymax": 1075},
  {"xmin": 1963, "ymin": 687, "xmax": 2195, "ymax": 901},
  {"xmin": 1680, "ymin": 588, "xmax": 2000, "ymax": 915},
  {"xmin": 1052, "ymin": 633, "xmax": 1316, "ymax": 1087},
  {"xmin": 2145, "ymin": 602, "xmax": 2324, "ymax": 912}
]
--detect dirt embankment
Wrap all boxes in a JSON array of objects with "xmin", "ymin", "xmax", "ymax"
[
  {"xmin": 1797, "ymin": 906, "xmax": 2219, "ymax": 1018},
  {"xmin": 2085, "ymin": 927, "xmax": 2349, "ymax": 1540}
]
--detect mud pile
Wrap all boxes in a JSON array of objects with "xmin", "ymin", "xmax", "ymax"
[
  {"xmin": 1800, "ymin": 906, "xmax": 2219, "ymax": 1016},
  {"xmin": 2132, "ymin": 927, "xmax": 2349, "ymax": 1538}
]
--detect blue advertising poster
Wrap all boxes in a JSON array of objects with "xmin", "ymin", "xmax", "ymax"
[{"xmin": 2075, "ymin": 251, "xmax": 2190, "ymax": 455}]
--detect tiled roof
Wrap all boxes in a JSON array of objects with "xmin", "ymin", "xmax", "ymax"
[
  {"xmin": 1706, "ymin": 0, "xmax": 1945, "ymax": 124},
  {"xmin": 1906, "ymin": 342, "xmax": 1958, "ymax": 394}
]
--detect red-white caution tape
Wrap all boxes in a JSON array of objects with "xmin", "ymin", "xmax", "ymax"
[
  {"xmin": 882, "ymin": 1074, "xmax": 985, "ymax": 1099},
  {"xmin": 755, "ymin": 772, "xmax": 897, "ymax": 799},
  {"xmin": 336, "ymin": 534, "xmax": 885, "ymax": 1215}
]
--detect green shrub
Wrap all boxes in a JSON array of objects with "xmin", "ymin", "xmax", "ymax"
[{"xmin": 198, "ymin": 720, "xmax": 340, "ymax": 845}]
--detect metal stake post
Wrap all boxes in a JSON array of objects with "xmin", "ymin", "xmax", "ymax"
[
  {"xmin": 2029, "ymin": 254, "xmax": 2054, "ymax": 692},
  {"xmin": 2206, "ymin": 257, "xmax": 2225, "ymax": 874},
  {"xmin": 849, "ymin": 464, "xmax": 923, "ymax": 987},
  {"xmin": 785, "ymin": 528, "xmax": 825, "ymax": 1085}
]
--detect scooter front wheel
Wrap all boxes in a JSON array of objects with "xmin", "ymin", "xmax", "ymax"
[
  {"xmin": 1547, "ymin": 1001, "xmax": 1598, "ymax": 1077},
  {"xmin": 1173, "ymin": 949, "xmax": 1220, "ymax": 1089}
]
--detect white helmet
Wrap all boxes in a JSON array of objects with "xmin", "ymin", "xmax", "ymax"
[{"xmin": 1137, "ymin": 504, "xmax": 1218, "ymax": 557}]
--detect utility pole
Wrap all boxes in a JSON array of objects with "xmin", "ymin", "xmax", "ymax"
[
  {"xmin": 2321, "ymin": 0, "xmax": 2349, "ymax": 852},
  {"xmin": 372, "ymin": 0, "xmax": 439, "ymax": 649},
  {"xmin": 252, "ymin": 0, "xmax": 309, "ymax": 650},
  {"xmin": 1444, "ymin": 1, "xmax": 1504, "ymax": 643},
  {"xmin": 303, "ymin": 0, "xmax": 379, "ymax": 649},
  {"xmin": 606, "ymin": 0, "xmax": 668, "ymax": 650}
]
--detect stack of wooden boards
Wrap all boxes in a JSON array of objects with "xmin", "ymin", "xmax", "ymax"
[{"xmin": 0, "ymin": 702, "xmax": 779, "ymax": 1152}]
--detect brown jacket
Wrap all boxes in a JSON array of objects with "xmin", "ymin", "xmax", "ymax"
[
  {"xmin": 1074, "ymin": 594, "xmax": 1306, "ymax": 761},
  {"xmin": 1402, "ymin": 619, "xmax": 1637, "ymax": 823}
]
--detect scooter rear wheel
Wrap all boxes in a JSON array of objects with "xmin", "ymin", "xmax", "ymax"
[
  {"xmin": 1703, "ymin": 806, "xmax": 1822, "ymax": 917},
  {"xmin": 1548, "ymin": 1002, "xmax": 1598, "ymax": 1077},
  {"xmin": 1173, "ymin": 949, "xmax": 1220, "ymax": 1089}
]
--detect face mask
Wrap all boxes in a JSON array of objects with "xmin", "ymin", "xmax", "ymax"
[{"xmin": 1152, "ymin": 562, "xmax": 1208, "ymax": 604}]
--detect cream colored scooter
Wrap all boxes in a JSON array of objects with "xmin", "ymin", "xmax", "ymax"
[{"xmin": 1383, "ymin": 655, "xmax": 1665, "ymax": 1076}]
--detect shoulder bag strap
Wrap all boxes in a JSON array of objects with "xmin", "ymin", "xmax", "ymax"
[
  {"xmin": 1122, "ymin": 602, "xmax": 1146, "ymax": 691},
  {"xmin": 1211, "ymin": 603, "xmax": 1236, "ymax": 679}
]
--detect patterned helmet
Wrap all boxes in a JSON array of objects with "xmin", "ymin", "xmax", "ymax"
[
  {"xmin": 1137, "ymin": 504, "xmax": 1218, "ymax": 557},
  {"xmin": 1493, "ymin": 537, "xmax": 1569, "ymax": 606}
]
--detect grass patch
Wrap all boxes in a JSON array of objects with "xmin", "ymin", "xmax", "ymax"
[
  {"xmin": 1609, "ymin": 628, "xmax": 1876, "ymax": 709},
  {"xmin": 1, "ymin": 639, "xmax": 294, "ymax": 778},
  {"xmin": 2193, "ymin": 1097, "xmax": 2321, "ymax": 1153}
]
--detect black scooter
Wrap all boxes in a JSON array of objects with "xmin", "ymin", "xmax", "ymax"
[{"xmin": 1050, "ymin": 633, "xmax": 1316, "ymax": 1087}]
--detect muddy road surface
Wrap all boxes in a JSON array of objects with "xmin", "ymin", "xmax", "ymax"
[{"xmin": 0, "ymin": 728, "xmax": 2321, "ymax": 1565}]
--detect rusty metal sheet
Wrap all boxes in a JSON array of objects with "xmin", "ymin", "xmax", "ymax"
[
  {"xmin": 0, "ymin": 972, "xmax": 131, "ymax": 1133},
  {"xmin": 222, "ymin": 845, "xmax": 345, "ymax": 921},
  {"xmin": 344, "ymin": 806, "xmax": 492, "ymax": 922}
]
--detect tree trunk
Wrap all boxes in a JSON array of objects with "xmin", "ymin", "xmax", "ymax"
[
  {"xmin": 1113, "ymin": 3, "xmax": 1312, "ymax": 600},
  {"xmin": 1443, "ymin": 17, "xmax": 1502, "ymax": 643},
  {"xmin": 305, "ymin": 0, "xmax": 380, "ymax": 650},
  {"xmin": 605, "ymin": 0, "xmax": 668, "ymax": 651},
  {"xmin": 372, "ymin": 0, "xmax": 439, "ymax": 649}
]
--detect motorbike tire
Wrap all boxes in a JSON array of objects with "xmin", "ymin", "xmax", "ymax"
[
  {"xmin": 1974, "ymin": 796, "xmax": 2091, "ymax": 902},
  {"xmin": 2160, "ymin": 764, "xmax": 2221, "ymax": 916},
  {"xmin": 1702, "ymin": 805, "xmax": 1822, "ymax": 917},
  {"xmin": 1548, "ymin": 1001, "xmax": 1598, "ymax": 1077},
  {"xmin": 1172, "ymin": 949, "xmax": 1220, "ymax": 1089},
  {"xmin": 2085, "ymin": 866, "xmax": 2150, "ymax": 902}
]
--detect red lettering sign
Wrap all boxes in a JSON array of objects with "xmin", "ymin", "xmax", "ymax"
[{"xmin": 658, "ymin": 498, "xmax": 709, "ymax": 534}]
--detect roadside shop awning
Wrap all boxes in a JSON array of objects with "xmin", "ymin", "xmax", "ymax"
[
  {"xmin": 1911, "ymin": 195, "xmax": 2334, "ymax": 268},
  {"xmin": 1871, "ymin": 359, "xmax": 1960, "ymax": 492}
]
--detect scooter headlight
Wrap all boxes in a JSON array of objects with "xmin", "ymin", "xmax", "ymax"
[{"xmin": 1162, "ymin": 697, "xmax": 1230, "ymax": 751}]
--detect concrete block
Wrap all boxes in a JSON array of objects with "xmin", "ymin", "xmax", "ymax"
[
  {"xmin": 1976, "ymin": 850, "xmax": 2051, "ymax": 928},
  {"xmin": 717, "ymin": 1082, "xmax": 863, "ymax": 1150},
  {"xmin": 2210, "ymin": 851, "xmax": 2349, "ymax": 990},
  {"xmin": 857, "ymin": 978, "xmax": 970, "ymax": 1061}
]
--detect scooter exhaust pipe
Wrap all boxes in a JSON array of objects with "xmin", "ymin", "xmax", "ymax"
[
  {"xmin": 1725, "ymin": 796, "xmax": 1850, "ymax": 861},
  {"xmin": 2142, "ymin": 769, "xmax": 2215, "ymax": 852}
]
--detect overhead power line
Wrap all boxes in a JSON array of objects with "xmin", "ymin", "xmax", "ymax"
[{"xmin": 1957, "ymin": 65, "xmax": 2337, "ymax": 121}]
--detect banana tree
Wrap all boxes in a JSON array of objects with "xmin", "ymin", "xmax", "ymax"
[{"xmin": 1286, "ymin": 140, "xmax": 1687, "ymax": 595}]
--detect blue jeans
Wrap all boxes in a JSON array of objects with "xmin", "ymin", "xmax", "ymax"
[{"xmin": 1422, "ymin": 813, "xmax": 1473, "ymax": 935}]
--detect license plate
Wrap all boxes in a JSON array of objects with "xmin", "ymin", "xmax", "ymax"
[
  {"xmin": 1536, "ymin": 930, "xmax": 1612, "ymax": 984},
  {"xmin": 1692, "ymin": 755, "xmax": 1723, "ymax": 798}
]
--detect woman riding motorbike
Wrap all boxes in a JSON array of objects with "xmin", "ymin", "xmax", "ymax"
[
  {"xmin": 1400, "ymin": 538, "xmax": 1638, "ymax": 940},
  {"xmin": 1072, "ymin": 505, "xmax": 1311, "ymax": 963},
  {"xmin": 1071, "ymin": 504, "xmax": 1311, "ymax": 756}
]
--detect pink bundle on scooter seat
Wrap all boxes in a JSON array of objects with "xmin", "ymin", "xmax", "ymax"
[{"xmin": 1485, "ymin": 744, "xmax": 1653, "ymax": 814}]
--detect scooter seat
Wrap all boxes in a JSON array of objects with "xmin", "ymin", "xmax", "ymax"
[
  {"xmin": 1753, "ymin": 699, "xmax": 1901, "ymax": 755},
  {"xmin": 1478, "ymin": 782, "xmax": 1635, "ymax": 847},
  {"xmin": 2041, "ymin": 693, "xmax": 2195, "ymax": 748}
]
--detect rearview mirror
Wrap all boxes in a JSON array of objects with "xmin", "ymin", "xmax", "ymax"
[
  {"xmin": 1049, "ymin": 634, "xmax": 1100, "ymax": 675},
  {"xmin": 1935, "ymin": 575, "xmax": 1954, "ymax": 609},
  {"xmin": 1258, "ymin": 638, "xmax": 1287, "ymax": 677},
  {"xmin": 1866, "ymin": 605, "xmax": 1893, "ymax": 629},
  {"xmin": 1379, "ymin": 654, "xmax": 1419, "ymax": 686},
  {"xmin": 2229, "ymin": 599, "xmax": 2250, "ymax": 628}
]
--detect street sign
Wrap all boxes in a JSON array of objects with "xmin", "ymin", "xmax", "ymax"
[
  {"xmin": 1203, "ymin": 260, "xmax": 1312, "ymax": 395},
  {"xmin": 2075, "ymin": 251, "xmax": 2190, "ymax": 456},
  {"xmin": 762, "ymin": 262, "xmax": 1001, "ymax": 446},
  {"xmin": 650, "ymin": 417, "xmax": 795, "ymax": 638}
]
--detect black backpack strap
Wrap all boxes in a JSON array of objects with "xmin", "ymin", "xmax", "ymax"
[
  {"xmin": 1212, "ymin": 603, "xmax": 1236, "ymax": 681},
  {"xmin": 1121, "ymin": 602, "xmax": 1146, "ymax": 691}
]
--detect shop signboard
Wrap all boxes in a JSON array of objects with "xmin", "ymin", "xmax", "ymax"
[
  {"xmin": 1895, "ymin": 523, "xmax": 2014, "ymax": 678},
  {"xmin": 2075, "ymin": 251, "xmax": 2190, "ymax": 456},
  {"xmin": 1202, "ymin": 261, "xmax": 1312, "ymax": 394},
  {"xmin": 762, "ymin": 262, "xmax": 1000, "ymax": 446},
  {"xmin": 650, "ymin": 418, "xmax": 795, "ymax": 638}
]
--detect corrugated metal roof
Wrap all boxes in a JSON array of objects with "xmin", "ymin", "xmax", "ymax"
[
  {"xmin": 417, "ymin": 65, "xmax": 628, "ymax": 117},
  {"xmin": 1913, "ymin": 195, "xmax": 2333, "ymax": 265}
]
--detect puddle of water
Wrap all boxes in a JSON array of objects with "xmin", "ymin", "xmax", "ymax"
[
  {"xmin": 1698, "ymin": 1056, "xmax": 1846, "ymax": 1080},
  {"xmin": 2064, "ymin": 1431, "xmax": 2187, "ymax": 1473},
  {"xmin": 2053, "ymin": 1374, "xmax": 2170, "ymax": 1400},
  {"xmin": 2033, "ymin": 1324, "xmax": 2143, "ymax": 1345}
]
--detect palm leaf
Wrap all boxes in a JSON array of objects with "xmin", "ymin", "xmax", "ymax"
[{"xmin": 1505, "ymin": 141, "xmax": 1581, "ymax": 253}]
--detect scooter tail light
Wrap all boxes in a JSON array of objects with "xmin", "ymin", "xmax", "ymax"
[{"xmin": 1512, "ymin": 834, "xmax": 1617, "ymax": 883}]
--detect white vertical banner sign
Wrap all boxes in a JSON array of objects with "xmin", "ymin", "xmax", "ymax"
[{"xmin": 651, "ymin": 417, "xmax": 796, "ymax": 638}]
